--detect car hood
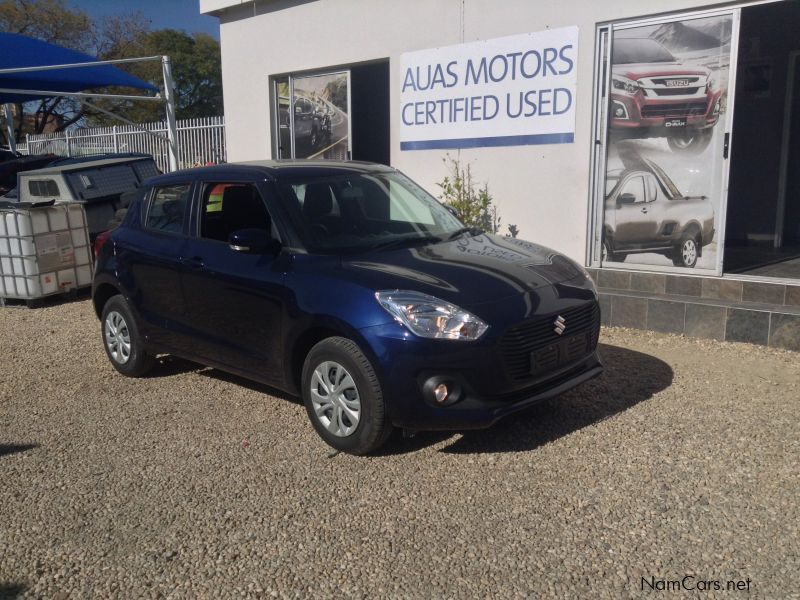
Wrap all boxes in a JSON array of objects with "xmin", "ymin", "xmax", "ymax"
[
  {"xmin": 341, "ymin": 233, "xmax": 585, "ymax": 307},
  {"xmin": 613, "ymin": 63, "xmax": 709, "ymax": 79}
]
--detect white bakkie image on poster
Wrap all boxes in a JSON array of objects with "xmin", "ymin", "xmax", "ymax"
[
  {"xmin": 399, "ymin": 27, "xmax": 578, "ymax": 150},
  {"xmin": 602, "ymin": 14, "xmax": 733, "ymax": 272}
]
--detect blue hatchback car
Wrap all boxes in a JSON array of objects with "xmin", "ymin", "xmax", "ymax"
[{"xmin": 92, "ymin": 161, "xmax": 602, "ymax": 454}]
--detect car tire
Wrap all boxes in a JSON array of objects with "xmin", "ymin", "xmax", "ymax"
[
  {"xmin": 100, "ymin": 294, "xmax": 155, "ymax": 377},
  {"xmin": 667, "ymin": 129, "xmax": 713, "ymax": 155},
  {"xmin": 672, "ymin": 231, "xmax": 700, "ymax": 268},
  {"xmin": 301, "ymin": 336, "xmax": 391, "ymax": 455}
]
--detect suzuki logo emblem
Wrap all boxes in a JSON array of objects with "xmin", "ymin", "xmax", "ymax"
[{"xmin": 554, "ymin": 315, "xmax": 566, "ymax": 335}]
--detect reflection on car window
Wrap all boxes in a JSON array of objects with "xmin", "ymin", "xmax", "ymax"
[
  {"xmin": 277, "ymin": 172, "xmax": 463, "ymax": 253},
  {"xmin": 146, "ymin": 184, "xmax": 190, "ymax": 234},
  {"xmin": 612, "ymin": 38, "xmax": 675, "ymax": 65},
  {"xmin": 199, "ymin": 183, "xmax": 271, "ymax": 243}
]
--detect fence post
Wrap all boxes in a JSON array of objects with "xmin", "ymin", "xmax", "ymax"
[
  {"xmin": 64, "ymin": 130, "xmax": 72, "ymax": 157},
  {"xmin": 112, "ymin": 125, "xmax": 119, "ymax": 153}
]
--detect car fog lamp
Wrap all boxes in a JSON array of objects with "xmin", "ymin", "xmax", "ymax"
[
  {"xmin": 713, "ymin": 100, "xmax": 721, "ymax": 114},
  {"xmin": 434, "ymin": 383, "xmax": 449, "ymax": 404},
  {"xmin": 614, "ymin": 106, "xmax": 625, "ymax": 118}
]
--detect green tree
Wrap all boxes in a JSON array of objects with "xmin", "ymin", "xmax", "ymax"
[
  {"xmin": 437, "ymin": 154, "xmax": 501, "ymax": 233},
  {"xmin": 0, "ymin": 0, "xmax": 223, "ymax": 142},
  {"xmin": 98, "ymin": 29, "xmax": 222, "ymax": 124}
]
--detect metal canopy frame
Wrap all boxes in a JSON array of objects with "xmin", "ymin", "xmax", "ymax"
[{"xmin": 0, "ymin": 55, "xmax": 179, "ymax": 171}]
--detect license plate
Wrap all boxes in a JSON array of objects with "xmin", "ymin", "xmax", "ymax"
[{"xmin": 665, "ymin": 118, "xmax": 687, "ymax": 128}]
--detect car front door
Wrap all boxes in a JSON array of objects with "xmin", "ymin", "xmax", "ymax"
[
  {"xmin": 613, "ymin": 174, "xmax": 659, "ymax": 247},
  {"xmin": 180, "ymin": 178, "xmax": 286, "ymax": 384}
]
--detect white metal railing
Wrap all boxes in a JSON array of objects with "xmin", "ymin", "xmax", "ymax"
[{"xmin": 22, "ymin": 115, "xmax": 226, "ymax": 172}]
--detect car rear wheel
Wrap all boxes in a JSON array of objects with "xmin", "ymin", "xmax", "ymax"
[
  {"xmin": 301, "ymin": 336, "xmax": 391, "ymax": 455},
  {"xmin": 667, "ymin": 129, "xmax": 712, "ymax": 155},
  {"xmin": 101, "ymin": 295, "xmax": 155, "ymax": 377},
  {"xmin": 672, "ymin": 232, "xmax": 700, "ymax": 268}
]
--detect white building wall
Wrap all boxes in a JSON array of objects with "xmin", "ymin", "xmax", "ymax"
[{"xmin": 209, "ymin": 0, "xmax": 733, "ymax": 263}]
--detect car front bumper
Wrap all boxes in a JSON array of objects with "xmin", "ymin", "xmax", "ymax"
[{"xmin": 359, "ymin": 288, "xmax": 603, "ymax": 431}]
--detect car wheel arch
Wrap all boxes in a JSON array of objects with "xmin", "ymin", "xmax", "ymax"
[
  {"xmin": 92, "ymin": 282, "xmax": 123, "ymax": 318},
  {"xmin": 286, "ymin": 321, "xmax": 382, "ymax": 397}
]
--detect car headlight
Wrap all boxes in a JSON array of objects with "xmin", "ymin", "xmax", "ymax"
[
  {"xmin": 375, "ymin": 290, "xmax": 489, "ymax": 341},
  {"xmin": 612, "ymin": 75, "xmax": 639, "ymax": 95}
]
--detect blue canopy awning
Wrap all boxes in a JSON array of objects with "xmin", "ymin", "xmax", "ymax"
[{"xmin": 0, "ymin": 32, "xmax": 158, "ymax": 104}]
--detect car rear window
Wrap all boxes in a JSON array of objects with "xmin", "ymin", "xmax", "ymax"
[{"xmin": 146, "ymin": 184, "xmax": 191, "ymax": 234}]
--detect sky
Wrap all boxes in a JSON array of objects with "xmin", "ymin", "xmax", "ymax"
[{"xmin": 70, "ymin": 0, "xmax": 220, "ymax": 40}]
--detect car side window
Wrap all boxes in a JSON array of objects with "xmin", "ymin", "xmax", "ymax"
[
  {"xmin": 199, "ymin": 182, "xmax": 271, "ymax": 243},
  {"xmin": 619, "ymin": 176, "xmax": 646, "ymax": 204},
  {"xmin": 146, "ymin": 184, "xmax": 191, "ymax": 234},
  {"xmin": 646, "ymin": 174, "xmax": 659, "ymax": 202}
]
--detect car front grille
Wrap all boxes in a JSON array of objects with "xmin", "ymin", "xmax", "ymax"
[
  {"xmin": 641, "ymin": 102, "xmax": 708, "ymax": 118},
  {"xmin": 499, "ymin": 301, "xmax": 601, "ymax": 381}
]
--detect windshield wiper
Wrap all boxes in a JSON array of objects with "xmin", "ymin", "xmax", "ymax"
[
  {"xmin": 445, "ymin": 226, "xmax": 483, "ymax": 241},
  {"xmin": 367, "ymin": 235, "xmax": 442, "ymax": 252}
]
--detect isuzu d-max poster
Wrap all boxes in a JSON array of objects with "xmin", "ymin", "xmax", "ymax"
[{"xmin": 602, "ymin": 14, "xmax": 733, "ymax": 272}]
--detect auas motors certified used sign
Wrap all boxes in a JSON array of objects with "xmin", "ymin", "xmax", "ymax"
[{"xmin": 399, "ymin": 26, "xmax": 578, "ymax": 150}]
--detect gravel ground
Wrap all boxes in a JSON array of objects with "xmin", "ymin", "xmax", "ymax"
[{"xmin": 0, "ymin": 298, "xmax": 798, "ymax": 599}]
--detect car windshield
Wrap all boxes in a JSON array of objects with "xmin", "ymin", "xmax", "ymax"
[
  {"xmin": 276, "ymin": 171, "xmax": 465, "ymax": 253},
  {"xmin": 612, "ymin": 38, "xmax": 675, "ymax": 64}
]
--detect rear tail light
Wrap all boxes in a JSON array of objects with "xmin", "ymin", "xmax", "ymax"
[{"xmin": 94, "ymin": 230, "xmax": 112, "ymax": 258}]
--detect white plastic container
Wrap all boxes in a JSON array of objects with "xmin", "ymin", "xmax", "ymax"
[{"xmin": 0, "ymin": 203, "xmax": 93, "ymax": 304}]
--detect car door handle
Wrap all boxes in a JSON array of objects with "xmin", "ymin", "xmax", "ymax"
[{"xmin": 179, "ymin": 256, "xmax": 205, "ymax": 269}]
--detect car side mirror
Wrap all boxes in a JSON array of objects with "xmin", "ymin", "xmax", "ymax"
[
  {"xmin": 617, "ymin": 193, "xmax": 637, "ymax": 205},
  {"xmin": 229, "ymin": 228, "xmax": 280, "ymax": 254}
]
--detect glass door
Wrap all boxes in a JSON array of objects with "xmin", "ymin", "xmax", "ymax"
[
  {"xmin": 272, "ymin": 71, "xmax": 352, "ymax": 160},
  {"xmin": 592, "ymin": 9, "xmax": 740, "ymax": 275}
]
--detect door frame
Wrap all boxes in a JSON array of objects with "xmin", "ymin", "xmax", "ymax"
[
  {"xmin": 587, "ymin": 6, "xmax": 742, "ymax": 276},
  {"xmin": 270, "ymin": 69, "xmax": 352, "ymax": 160},
  {"xmin": 775, "ymin": 50, "xmax": 800, "ymax": 248}
]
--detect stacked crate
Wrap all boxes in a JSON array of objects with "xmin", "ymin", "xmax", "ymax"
[{"xmin": 0, "ymin": 203, "xmax": 93, "ymax": 306}]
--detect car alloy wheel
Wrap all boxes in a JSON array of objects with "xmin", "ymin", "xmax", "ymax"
[
  {"xmin": 682, "ymin": 238, "xmax": 697, "ymax": 267},
  {"xmin": 309, "ymin": 360, "xmax": 361, "ymax": 437},
  {"xmin": 104, "ymin": 310, "xmax": 131, "ymax": 364}
]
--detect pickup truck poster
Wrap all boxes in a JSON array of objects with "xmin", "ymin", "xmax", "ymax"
[
  {"xmin": 279, "ymin": 72, "xmax": 350, "ymax": 160},
  {"xmin": 602, "ymin": 14, "xmax": 732, "ymax": 272},
  {"xmin": 399, "ymin": 27, "xmax": 578, "ymax": 150}
]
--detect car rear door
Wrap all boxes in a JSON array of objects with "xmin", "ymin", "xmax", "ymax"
[
  {"xmin": 124, "ymin": 182, "xmax": 195, "ymax": 352},
  {"xmin": 180, "ymin": 177, "xmax": 286, "ymax": 384}
]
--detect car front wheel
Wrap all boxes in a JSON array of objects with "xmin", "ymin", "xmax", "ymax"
[
  {"xmin": 301, "ymin": 336, "xmax": 391, "ymax": 455},
  {"xmin": 100, "ymin": 294, "xmax": 155, "ymax": 377}
]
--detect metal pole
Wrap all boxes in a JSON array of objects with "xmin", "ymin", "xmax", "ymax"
[
  {"xmin": 2, "ymin": 103, "xmax": 17, "ymax": 153},
  {"xmin": 64, "ymin": 130, "xmax": 71, "ymax": 157},
  {"xmin": 112, "ymin": 125, "xmax": 119, "ymax": 153},
  {"xmin": 161, "ymin": 56, "xmax": 179, "ymax": 172}
]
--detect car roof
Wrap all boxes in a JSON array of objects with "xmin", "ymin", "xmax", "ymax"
[{"xmin": 145, "ymin": 160, "xmax": 395, "ymax": 186}]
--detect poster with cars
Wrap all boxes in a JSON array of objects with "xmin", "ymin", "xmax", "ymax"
[
  {"xmin": 279, "ymin": 72, "xmax": 350, "ymax": 160},
  {"xmin": 602, "ymin": 14, "xmax": 733, "ymax": 272}
]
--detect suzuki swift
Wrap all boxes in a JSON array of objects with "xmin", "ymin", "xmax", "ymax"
[{"xmin": 92, "ymin": 161, "xmax": 602, "ymax": 454}]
